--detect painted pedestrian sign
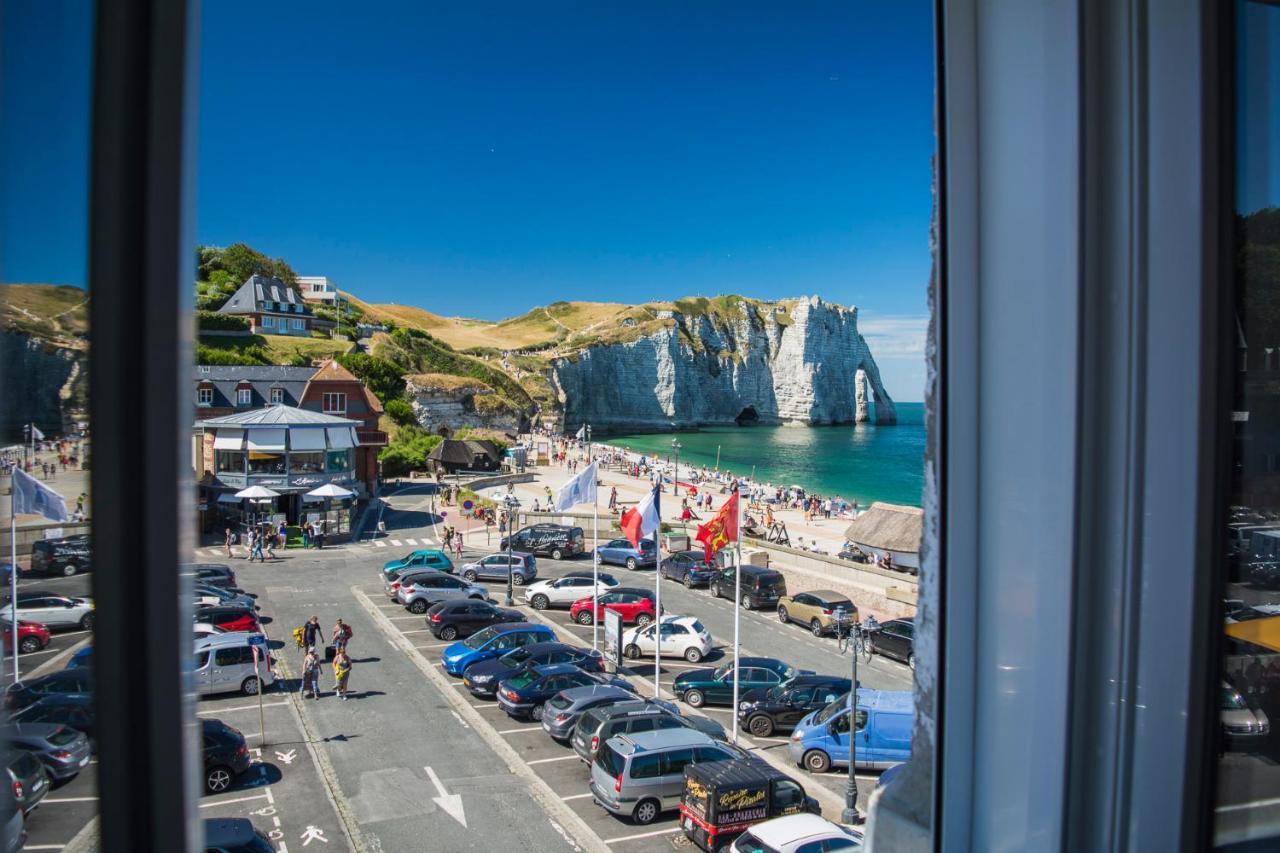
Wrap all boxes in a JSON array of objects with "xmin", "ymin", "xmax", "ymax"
[
  {"xmin": 301, "ymin": 825, "xmax": 329, "ymax": 845},
  {"xmin": 275, "ymin": 749, "xmax": 296, "ymax": 765}
]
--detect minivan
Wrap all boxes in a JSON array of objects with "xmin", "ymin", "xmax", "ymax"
[
  {"xmin": 573, "ymin": 700, "xmax": 727, "ymax": 763},
  {"xmin": 193, "ymin": 634, "xmax": 275, "ymax": 697},
  {"xmin": 787, "ymin": 689, "xmax": 913, "ymax": 773},
  {"xmin": 499, "ymin": 524, "xmax": 586, "ymax": 560},
  {"xmin": 590, "ymin": 727, "xmax": 748, "ymax": 825},
  {"xmin": 709, "ymin": 565, "xmax": 788, "ymax": 610},
  {"xmin": 29, "ymin": 534, "xmax": 90, "ymax": 577}
]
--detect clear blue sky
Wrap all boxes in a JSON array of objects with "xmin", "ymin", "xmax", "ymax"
[{"xmin": 1, "ymin": 1, "xmax": 935, "ymax": 399}]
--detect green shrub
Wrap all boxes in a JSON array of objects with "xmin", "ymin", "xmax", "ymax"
[
  {"xmin": 196, "ymin": 311, "xmax": 251, "ymax": 332},
  {"xmin": 378, "ymin": 426, "xmax": 444, "ymax": 476},
  {"xmin": 384, "ymin": 398, "xmax": 418, "ymax": 426},
  {"xmin": 196, "ymin": 343, "xmax": 270, "ymax": 365},
  {"xmin": 335, "ymin": 353, "xmax": 407, "ymax": 404}
]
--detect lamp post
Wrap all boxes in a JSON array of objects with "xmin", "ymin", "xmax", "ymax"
[
  {"xmin": 671, "ymin": 437, "xmax": 681, "ymax": 497},
  {"xmin": 586, "ymin": 425, "xmax": 592, "ymax": 462},
  {"xmin": 834, "ymin": 607, "xmax": 860, "ymax": 825},
  {"xmin": 503, "ymin": 494, "xmax": 520, "ymax": 606}
]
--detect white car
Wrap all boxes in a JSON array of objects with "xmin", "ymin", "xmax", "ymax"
[
  {"xmin": 0, "ymin": 592, "xmax": 94, "ymax": 630},
  {"xmin": 731, "ymin": 813, "xmax": 862, "ymax": 853},
  {"xmin": 622, "ymin": 615, "xmax": 713, "ymax": 663},
  {"xmin": 523, "ymin": 571, "xmax": 619, "ymax": 610}
]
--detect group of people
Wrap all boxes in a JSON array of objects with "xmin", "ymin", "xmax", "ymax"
[
  {"xmin": 223, "ymin": 521, "xmax": 329, "ymax": 560},
  {"xmin": 440, "ymin": 525, "xmax": 465, "ymax": 558},
  {"xmin": 296, "ymin": 615, "xmax": 355, "ymax": 700}
]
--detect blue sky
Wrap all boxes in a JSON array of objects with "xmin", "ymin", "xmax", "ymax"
[{"xmin": 1, "ymin": 1, "xmax": 935, "ymax": 399}]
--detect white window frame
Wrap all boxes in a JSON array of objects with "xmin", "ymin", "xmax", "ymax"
[
  {"xmin": 236, "ymin": 388, "xmax": 251, "ymax": 407},
  {"xmin": 260, "ymin": 315, "xmax": 275, "ymax": 328},
  {"xmin": 197, "ymin": 387, "xmax": 213, "ymax": 406},
  {"xmin": 322, "ymin": 392, "xmax": 346, "ymax": 414},
  {"xmin": 270, "ymin": 388, "xmax": 283, "ymax": 405}
]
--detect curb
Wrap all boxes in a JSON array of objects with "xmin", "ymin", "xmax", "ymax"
[
  {"xmin": 26, "ymin": 635, "xmax": 91, "ymax": 680},
  {"xmin": 353, "ymin": 586, "xmax": 608, "ymax": 853}
]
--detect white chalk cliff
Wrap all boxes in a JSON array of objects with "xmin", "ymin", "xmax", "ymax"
[{"xmin": 549, "ymin": 296, "xmax": 897, "ymax": 431}]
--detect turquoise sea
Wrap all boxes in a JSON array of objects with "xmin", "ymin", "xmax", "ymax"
[{"xmin": 604, "ymin": 402, "xmax": 926, "ymax": 509}]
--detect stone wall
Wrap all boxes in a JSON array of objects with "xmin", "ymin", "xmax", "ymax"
[{"xmin": 404, "ymin": 383, "xmax": 523, "ymax": 435}]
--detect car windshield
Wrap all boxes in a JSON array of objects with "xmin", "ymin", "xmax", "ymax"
[
  {"xmin": 498, "ymin": 647, "xmax": 532, "ymax": 665},
  {"xmin": 766, "ymin": 684, "xmax": 787, "ymax": 701},
  {"xmin": 462, "ymin": 626, "xmax": 504, "ymax": 649},
  {"xmin": 9, "ymin": 752, "xmax": 40, "ymax": 776},
  {"xmin": 548, "ymin": 693, "xmax": 573, "ymax": 711},
  {"xmin": 596, "ymin": 743, "xmax": 625, "ymax": 776},
  {"xmin": 731, "ymin": 832, "xmax": 780, "ymax": 853},
  {"xmin": 814, "ymin": 693, "xmax": 850, "ymax": 724},
  {"xmin": 690, "ymin": 620, "xmax": 706, "ymax": 634},
  {"xmin": 780, "ymin": 665, "xmax": 797, "ymax": 680},
  {"xmin": 507, "ymin": 671, "xmax": 540, "ymax": 689},
  {"xmin": 1223, "ymin": 686, "xmax": 1249, "ymax": 710},
  {"xmin": 713, "ymin": 664, "xmax": 733, "ymax": 680},
  {"xmin": 47, "ymin": 728, "xmax": 79, "ymax": 747}
]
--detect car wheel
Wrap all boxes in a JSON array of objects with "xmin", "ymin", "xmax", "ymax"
[
  {"xmin": 803, "ymin": 749, "xmax": 832, "ymax": 773},
  {"xmin": 531, "ymin": 702, "xmax": 545, "ymax": 721},
  {"xmin": 577, "ymin": 610, "xmax": 594, "ymax": 625},
  {"xmin": 463, "ymin": 570, "xmax": 478, "ymax": 582},
  {"xmin": 635, "ymin": 613, "xmax": 652, "ymax": 627},
  {"xmin": 409, "ymin": 600, "xmax": 428, "ymax": 614},
  {"xmin": 551, "ymin": 548, "xmax": 564, "ymax": 561},
  {"xmin": 633, "ymin": 798, "xmax": 660, "ymax": 826},
  {"xmin": 683, "ymin": 575, "xmax": 695, "ymax": 589},
  {"xmin": 205, "ymin": 765, "xmax": 234, "ymax": 794},
  {"xmin": 626, "ymin": 557, "xmax": 637, "ymax": 570},
  {"xmin": 531, "ymin": 594, "xmax": 549, "ymax": 610},
  {"xmin": 710, "ymin": 584, "xmax": 721, "ymax": 598},
  {"xmin": 61, "ymin": 563, "xmax": 77, "ymax": 577},
  {"xmin": 512, "ymin": 574, "xmax": 526, "ymax": 586},
  {"xmin": 625, "ymin": 644, "xmax": 642, "ymax": 659},
  {"xmin": 685, "ymin": 689, "xmax": 705, "ymax": 708},
  {"xmin": 778, "ymin": 606, "xmax": 789, "ymax": 624},
  {"xmin": 241, "ymin": 676, "xmax": 260, "ymax": 696},
  {"xmin": 684, "ymin": 647, "xmax": 703, "ymax": 663},
  {"xmin": 907, "ymin": 653, "xmax": 915, "ymax": 670},
  {"xmin": 440, "ymin": 626, "xmax": 458, "ymax": 640},
  {"xmin": 18, "ymin": 637, "xmax": 41, "ymax": 654},
  {"xmin": 79, "ymin": 613, "xmax": 94, "ymax": 630},
  {"xmin": 810, "ymin": 619, "xmax": 824, "ymax": 637},
  {"xmin": 748, "ymin": 715, "xmax": 775, "ymax": 738},
  {"xmin": 740, "ymin": 593, "xmax": 751, "ymax": 609}
]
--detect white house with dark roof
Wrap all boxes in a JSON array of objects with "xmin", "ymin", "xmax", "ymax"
[{"xmin": 216, "ymin": 273, "xmax": 315, "ymax": 336}]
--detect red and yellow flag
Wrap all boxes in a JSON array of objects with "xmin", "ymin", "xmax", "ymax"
[{"xmin": 695, "ymin": 492, "xmax": 739, "ymax": 565}]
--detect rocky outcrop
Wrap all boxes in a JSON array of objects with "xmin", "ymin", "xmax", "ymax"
[
  {"xmin": 404, "ymin": 373, "xmax": 526, "ymax": 436},
  {"xmin": 0, "ymin": 332, "xmax": 86, "ymax": 440},
  {"xmin": 550, "ymin": 296, "xmax": 896, "ymax": 431}
]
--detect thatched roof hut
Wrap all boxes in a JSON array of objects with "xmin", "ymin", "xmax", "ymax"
[
  {"xmin": 427, "ymin": 438, "xmax": 504, "ymax": 473},
  {"xmin": 843, "ymin": 502, "xmax": 923, "ymax": 556}
]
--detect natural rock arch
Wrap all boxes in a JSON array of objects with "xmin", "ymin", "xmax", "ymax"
[
  {"xmin": 735, "ymin": 406, "xmax": 760, "ymax": 426},
  {"xmin": 854, "ymin": 361, "xmax": 898, "ymax": 425}
]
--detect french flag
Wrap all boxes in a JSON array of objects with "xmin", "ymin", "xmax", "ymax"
[{"xmin": 620, "ymin": 486, "xmax": 661, "ymax": 548}]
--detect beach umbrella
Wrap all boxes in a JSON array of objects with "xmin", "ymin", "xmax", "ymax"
[
  {"xmin": 235, "ymin": 485, "xmax": 281, "ymax": 499},
  {"xmin": 304, "ymin": 483, "xmax": 355, "ymax": 499}
]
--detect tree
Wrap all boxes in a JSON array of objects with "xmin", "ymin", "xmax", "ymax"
[
  {"xmin": 335, "ymin": 353, "xmax": 406, "ymax": 404},
  {"xmin": 384, "ymin": 398, "xmax": 418, "ymax": 427}
]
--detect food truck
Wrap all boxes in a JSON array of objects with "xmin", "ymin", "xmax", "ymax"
[{"xmin": 680, "ymin": 756, "xmax": 820, "ymax": 852}]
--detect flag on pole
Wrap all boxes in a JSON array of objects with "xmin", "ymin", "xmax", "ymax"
[
  {"xmin": 575, "ymin": 425, "xmax": 586, "ymax": 441},
  {"xmin": 620, "ymin": 486, "xmax": 661, "ymax": 548},
  {"xmin": 11, "ymin": 468, "xmax": 68, "ymax": 521},
  {"xmin": 695, "ymin": 492, "xmax": 739, "ymax": 565},
  {"xmin": 554, "ymin": 462, "xmax": 598, "ymax": 511},
  {"xmin": 28, "ymin": 424, "xmax": 44, "ymax": 441}
]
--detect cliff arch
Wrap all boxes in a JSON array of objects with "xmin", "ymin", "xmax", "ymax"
[
  {"xmin": 735, "ymin": 406, "xmax": 760, "ymax": 426},
  {"xmin": 854, "ymin": 360, "xmax": 898, "ymax": 425}
]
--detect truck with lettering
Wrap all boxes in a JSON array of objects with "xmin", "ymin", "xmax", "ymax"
[{"xmin": 679, "ymin": 755, "xmax": 820, "ymax": 851}]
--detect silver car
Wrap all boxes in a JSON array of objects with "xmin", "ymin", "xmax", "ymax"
[
  {"xmin": 540, "ymin": 684, "xmax": 638, "ymax": 741},
  {"xmin": 398, "ymin": 573, "xmax": 488, "ymax": 613},
  {"xmin": 0, "ymin": 592, "xmax": 94, "ymax": 631},
  {"xmin": 523, "ymin": 572, "xmax": 619, "ymax": 610}
]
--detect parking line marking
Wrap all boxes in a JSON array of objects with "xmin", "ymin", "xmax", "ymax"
[
  {"xmin": 391, "ymin": 539, "xmax": 403, "ymax": 546},
  {"xmin": 414, "ymin": 642, "xmax": 450, "ymax": 649},
  {"xmin": 497, "ymin": 726, "xmax": 543, "ymax": 734},
  {"xmin": 199, "ymin": 792, "xmax": 271, "ymax": 808},
  {"xmin": 406, "ymin": 538, "xmax": 418, "ymax": 546},
  {"xmin": 602, "ymin": 826, "xmax": 680, "ymax": 844},
  {"xmin": 388, "ymin": 615, "xmax": 422, "ymax": 621},
  {"xmin": 23, "ymin": 846, "xmax": 66, "ymax": 850},
  {"xmin": 526, "ymin": 755, "xmax": 579, "ymax": 765},
  {"xmin": 197, "ymin": 700, "xmax": 289, "ymax": 716},
  {"xmin": 42, "ymin": 796, "xmax": 99, "ymax": 803},
  {"xmin": 401, "ymin": 629, "xmax": 434, "ymax": 634},
  {"xmin": 374, "ymin": 541, "xmax": 387, "ymax": 548},
  {"xmin": 561, "ymin": 792, "xmax": 593, "ymax": 801}
]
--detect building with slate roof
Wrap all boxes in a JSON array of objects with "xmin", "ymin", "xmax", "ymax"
[{"xmin": 216, "ymin": 273, "xmax": 315, "ymax": 336}]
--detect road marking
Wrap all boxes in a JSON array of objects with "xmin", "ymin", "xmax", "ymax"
[
  {"xmin": 602, "ymin": 826, "xmax": 680, "ymax": 844},
  {"xmin": 197, "ymin": 700, "xmax": 290, "ymax": 716},
  {"xmin": 414, "ymin": 642, "xmax": 450, "ymax": 649},
  {"xmin": 388, "ymin": 615, "xmax": 422, "ymax": 621},
  {"xmin": 401, "ymin": 629, "xmax": 434, "ymax": 634},
  {"xmin": 561, "ymin": 792, "xmax": 593, "ymax": 801},
  {"xmin": 406, "ymin": 538, "xmax": 418, "ymax": 546},
  {"xmin": 497, "ymin": 726, "xmax": 543, "ymax": 734},
  {"xmin": 23, "ymin": 846, "xmax": 66, "ymax": 850},
  {"xmin": 200, "ymin": 792, "xmax": 271, "ymax": 808},
  {"xmin": 450, "ymin": 710, "xmax": 470, "ymax": 728},
  {"xmin": 526, "ymin": 755, "xmax": 579, "ymax": 765},
  {"xmin": 374, "ymin": 541, "xmax": 387, "ymax": 548},
  {"xmin": 424, "ymin": 766, "xmax": 468, "ymax": 827},
  {"xmin": 42, "ymin": 796, "xmax": 99, "ymax": 803},
  {"xmin": 390, "ymin": 539, "xmax": 403, "ymax": 547}
]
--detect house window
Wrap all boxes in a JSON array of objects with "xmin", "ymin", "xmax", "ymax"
[
  {"xmin": 270, "ymin": 388, "xmax": 283, "ymax": 405},
  {"xmin": 197, "ymin": 387, "xmax": 213, "ymax": 406},
  {"xmin": 323, "ymin": 392, "xmax": 346, "ymax": 414},
  {"xmin": 291, "ymin": 318, "xmax": 306, "ymax": 330},
  {"xmin": 261, "ymin": 315, "xmax": 275, "ymax": 328},
  {"xmin": 236, "ymin": 388, "xmax": 251, "ymax": 406}
]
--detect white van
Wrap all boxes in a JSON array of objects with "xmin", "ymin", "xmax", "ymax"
[{"xmin": 193, "ymin": 633, "xmax": 275, "ymax": 697}]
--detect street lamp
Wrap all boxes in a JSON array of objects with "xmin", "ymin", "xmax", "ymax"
[
  {"xmin": 586, "ymin": 425, "xmax": 592, "ymax": 461},
  {"xmin": 671, "ymin": 437, "xmax": 681, "ymax": 496},
  {"xmin": 503, "ymin": 494, "xmax": 521, "ymax": 606},
  {"xmin": 834, "ymin": 607, "xmax": 861, "ymax": 825}
]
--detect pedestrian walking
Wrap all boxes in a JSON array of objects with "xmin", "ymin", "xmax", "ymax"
[
  {"xmin": 264, "ymin": 527, "xmax": 277, "ymax": 560},
  {"xmin": 278, "ymin": 525, "xmax": 287, "ymax": 550},
  {"xmin": 303, "ymin": 615, "xmax": 323, "ymax": 653},
  {"xmin": 223, "ymin": 527, "xmax": 233, "ymax": 558},
  {"xmin": 301, "ymin": 649, "xmax": 322, "ymax": 699},
  {"xmin": 302, "ymin": 522, "xmax": 311, "ymax": 549},
  {"xmin": 453, "ymin": 531, "xmax": 464, "ymax": 559},
  {"xmin": 332, "ymin": 618, "xmax": 353, "ymax": 653},
  {"xmin": 608, "ymin": 487, "xmax": 618, "ymax": 511},
  {"xmin": 333, "ymin": 649, "xmax": 352, "ymax": 700}
]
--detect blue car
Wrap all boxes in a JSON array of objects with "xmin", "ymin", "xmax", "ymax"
[
  {"xmin": 64, "ymin": 647, "xmax": 92, "ymax": 669},
  {"xmin": 441, "ymin": 623, "xmax": 556, "ymax": 676},
  {"xmin": 494, "ymin": 663, "xmax": 633, "ymax": 720},
  {"xmin": 596, "ymin": 538, "xmax": 657, "ymax": 570},
  {"xmin": 381, "ymin": 550, "xmax": 454, "ymax": 581},
  {"xmin": 787, "ymin": 689, "xmax": 913, "ymax": 773}
]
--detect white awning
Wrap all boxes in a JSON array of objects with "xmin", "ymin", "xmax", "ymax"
[
  {"xmin": 289, "ymin": 429, "xmax": 327, "ymax": 451},
  {"xmin": 326, "ymin": 427, "xmax": 355, "ymax": 449},
  {"xmin": 247, "ymin": 429, "xmax": 286, "ymax": 451},
  {"xmin": 217, "ymin": 493, "xmax": 243, "ymax": 504},
  {"xmin": 213, "ymin": 429, "xmax": 244, "ymax": 451}
]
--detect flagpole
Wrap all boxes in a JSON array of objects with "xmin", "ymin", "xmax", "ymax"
[
  {"xmin": 592, "ymin": 488, "xmax": 600, "ymax": 653},
  {"xmin": 732, "ymin": 482, "xmax": 742, "ymax": 744},
  {"xmin": 10, "ymin": 484, "xmax": 18, "ymax": 684},
  {"xmin": 653, "ymin": 486, "xmax": 661, "ymax": 699}
]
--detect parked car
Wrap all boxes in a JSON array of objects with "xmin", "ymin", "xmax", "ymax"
[
  {"xmin": 869, "ymin": 618, "xmax": 915, "ymax": 669},
  {"xmin": 777, "ymin": 590, "xmax": 856, "ymax": 637},
  {"xmin": 660, "ymin": 551, "xmax": 718, "ymax": 588},
  {"xmin": 194, "ymin": 583, "xmax": 255, "ymax": 610},
  {"xmin": 64, "ymin": 647, "xmax": 92, "ymax": 669},
  {"xmin": 28, "ymin": 534, "xmax": 90, "ymax": 577},
  {"xmin": 788, "ymin": 689, "xmax": 914, "ymax": 772},
  {"xmin": 729, "ymin": 813, "xmax": 862, "ymax": 853},
  {"xmin": 673, "ymin": 658, "xmax": 802, "ymax": 708},
  {"xmin": 385, "ymin": 568, "xmax": 447, "ymax": 600},
  {"xmin": 441, "ymin": 623, "xmax": 557, "ymax": 676},
  {"xmin": 1222, "ymin": 680, "xmax": 1271, "ymax": 741},
  {"xmin": 622, "ymin": 616, "xmax": 713, "ymax": 663},
  {"xmin": 10, "ymin": 695, "xmax": 96, "ymax": 741},
  {"xmin": 202, "ymin": 818, "xmax": 275, "ymax": 852},
  {"xmin": 541, "ymin": 684, "xmax": 639, "ymax": 741},
  {"xmin": 193, "ymin": 634, "xmax": 275, "ymax": 696},
  {"xmin": 496, "ymin": 663, "xmax": 632, "ymax": 721},
  {"xmin": 398, "ymin": 573, "xmax": 488, "ymax": 613},
  {"xmin": 0, "ymin": 785, "xmax": 24, "ymax": 853},
  {"xmin": 0, "ymin": 592, "xmax": 94, "ymax": 631},
  {"xmin": 709, "ymin": 565, "xmax": 788, "ymax": 610},
  {"xmin": 459, "ymin": 552, "xmax": 538, "ymax": 585},
  {"xmin": 463, "ymin": 641, "xmax": 604, "ymax": 698},
  {"xmin": 570, "ymin": 588, "xmax": 658, "ymax": 626},
  {"xmin": 195, "ymin": 605, "xmax": 260, "ymax": 634},
  {"xmin": 499, "ymin": 524, "xmax": 586, "ymax": 560},
  {"xmin": 202, "ymin": 718, "xmax": 252, "ymax": 794},
  {"xmin": 425, "ymin": 599, "xmax": 525, "ymax": 640},
  {"xmin": 681, "ymin": 756, "xmax": 821, "ymax": 851},
  {"xmin": 5, "ymin": 668, "xmax": 94, "ymax": 710},
  {"xmin": 736, "ymin": 675, "xmax": 853, "ymax": 737},
  {"xmin": 590, "ymin": 728, "xmax": 748, "ymax": 825},
  {"xmin": 572, "ymin": 699, "xmax": 728, "ymax": 763},
  {"xmin": 381, "ymin": 549, "xmax": 454, "ymax": 581},
  {"xmin": 597, "ymin": 537, "xmax": 657, "ymax": 570},
  {"xmin": 523, "ymin": 571, "xmax": 619, "ymax": 610},
  {"xmin": 182, "ymin": 563, "xmax": 239, "ymax": 591},
  {"xmin": 9, "ymin": 723, "xmax": 92, "ymax": 781},
  {"xmin": 0, "ymin": 619, "xmax": 50, "ymax": 654},
  {"xmin": 5, "ymin": 751, "xmax": 48, "ymax": 816}
]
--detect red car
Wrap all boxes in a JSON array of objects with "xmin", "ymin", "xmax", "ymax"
[
  {"xmin": 1, "ymin": 619, "xmax": 51, "ymax": 654},
  {"xmin": 569, "ymin": 589, "xmax": 657, "ymax": 626},
  {"xmin": 195, "ymin": 606, "xmax": 260, "ymax": 634}
]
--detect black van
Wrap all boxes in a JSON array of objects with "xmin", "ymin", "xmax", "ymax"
[
  {"xmin": 680, "ymin": 756, "xmax": 819, "ymax": 852},
  {"xmin": 29, "ymin": 535, "xmax": 91, "ymax": 577},
  {"xmin": 708, "ymin": 564, "xmax": 787, "ymax": 609},
  {"xmin": 498, "ymin": 524, "xmax": 585, "ymax": 560}
]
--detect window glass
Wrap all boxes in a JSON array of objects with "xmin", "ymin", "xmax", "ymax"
[
  {"xmin": 771, "ymin": 780, "xmax": 805, "ymax": 810},
  {"xmin": 629, "ymin": 754, "xmax": 661, "ymax": 779},
  {"xmin": 660, "ymin": 747, "xmax": 696, "ymax": 776}
]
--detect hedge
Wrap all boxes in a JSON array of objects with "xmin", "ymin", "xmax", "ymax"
[{"xmin": 197, "ymin": 310, "xmax": 251, "ymax": 332}]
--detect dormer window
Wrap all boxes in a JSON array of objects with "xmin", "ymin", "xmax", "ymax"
[
  {"xmin": 197, "ymin": 387, "xmax": 213, "ymax": 406},
  {"xmin": 270, "ymin": 388, "xmax": 284, "ymax": 405},
  {"xmin": 237, "ymin": 388, "xmax": 252, "ymax": 407}
]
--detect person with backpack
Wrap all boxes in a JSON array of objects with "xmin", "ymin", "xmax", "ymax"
[{"xmin": 332, "ymin": 618, "xmax": 353, "ymax": 653}]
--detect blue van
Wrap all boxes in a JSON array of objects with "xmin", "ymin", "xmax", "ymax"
[
  {"xmin": 787, "ymin": 689, "xmax": 913, "ymax": 773},
  {"xmin": 441, "ymin": 623, "xmax": 556, "ymax": 676}
]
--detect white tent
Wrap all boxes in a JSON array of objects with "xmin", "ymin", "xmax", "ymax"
[
  {"xmin": 235, "ymin": 485, "xmax": 281, "ymax": 499},
  {"xmin": 304, "ymin": 483, "xmax": 355, "ymax": 499}
]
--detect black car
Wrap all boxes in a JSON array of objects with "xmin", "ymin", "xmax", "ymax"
[
  {"xmin": 11, "ymin": 695, "xmax": 96, "ymax": 741},
  {"xmin": 202, "ymin": 718, "xmax": 252, "ymax": 794},
  {"xmin": 182, "ymin": 563, "xmax": 239, "ymax": 591},
  {"xmin": 708, "ymin": 564, "xmax": 788, "ymax": 609},
  {"xmin": 203, "ymin": 818, "xmax": 274, "ymax": 852},
  {"xmin": 496, "ymin": 663, "xmax": 632, "ymax": 720},
  {"xmin": 29, "ymin": 534, "xmax": 90, "ymax": 577},
  {"xmin": 5, "ymin": 668, "xmax": 93, "ymax": 710},
  {"xmin": 462, "ymin": 641, "xmax": 604, "ymax": 698},
  {"xmin": 6, "ymin": 751, "xmax": 49, "ymax": 815},
  {"xmin": 736, "ymin": 674, "xmax": 853, "ymax": 737},
  {"xmin": 10, "ymin": 723, "xmax": 92, "ymax": 781},
  {"xmin": 660, "ymin": 551, "xmax": 718, "ymax": 588},
  {"xmin": 426, "ymin": 599, "xmax": 525, "ymax": 640},
  {"xmin": 870, "ymin": 618, "xmax": 915, "ymax": 668},
  {"xmin": 498, "ymin": 524, "xmax": 586, "ymax": 560}
]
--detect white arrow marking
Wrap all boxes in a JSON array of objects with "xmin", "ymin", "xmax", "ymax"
[
  {"xmin": 449, "ymin": 710, "xmax": 469, "ymax": 729},
  {"xmin": 275, "ymin": 749, "xmax": 296, "ymax": 764},
  {"xmin": 424, "ymin": 766, "xmax": 467, "ymax": 828}
]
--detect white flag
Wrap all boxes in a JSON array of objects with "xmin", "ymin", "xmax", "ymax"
[
  {"xmin": 554, "ymin": 462, "xmax": 598, "ymax": 511},
  {"xmin": 575, "ymin": 425, "xmax": 586, "ymax": 441},
  {"xmin": 11, "ymin": 468, "xmax": 68, "ymax": 522},
  {"xmin": 28, "ymin": 424, "xmax": 44, "ymax": 441}
]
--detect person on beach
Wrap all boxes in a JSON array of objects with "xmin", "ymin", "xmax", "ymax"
[
  {"xmin": 333, "ymin": 648, "xmax": 352, "ymax": 699},
  {"xmin": 301, "ymin": 649, "xmax": 322, "ymax": 699}
]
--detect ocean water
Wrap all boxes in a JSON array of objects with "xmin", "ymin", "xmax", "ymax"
[{"xmin": 604, "ymin": 402, "xmax": 926, "ymax": 509}]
